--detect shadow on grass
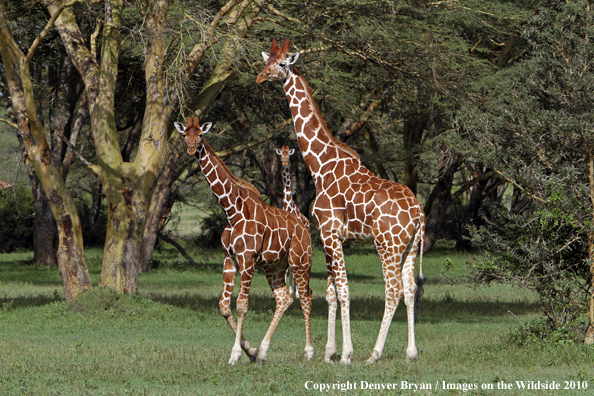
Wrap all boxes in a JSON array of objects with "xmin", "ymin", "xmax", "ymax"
[
  {"xmin": 147, "ymin": 292, "xmax": 542, "ymax": 324},
  {"xmin": 0, "ymin": 295, "xmax": 57, "ymax": 309}
]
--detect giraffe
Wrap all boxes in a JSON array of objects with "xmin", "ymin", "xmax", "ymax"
[
  {"xmin": 0, "ymin": 180, "xmax": 14, "ymax": 190},
  {"xmin": 175, "ymin": 117, "xmax": 314, "ymax": 365},
  {"xmin": 257, "ymin": 38, "xmax": 426, "ymax": 364},
  {"xmin": 276, "ymin": 145, "xmax": 309, "ymax": 298}
]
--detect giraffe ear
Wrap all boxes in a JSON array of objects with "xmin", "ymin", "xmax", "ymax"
[
  {"xmin": 262, "ymin": 52, "xmax": 270, "ymax": 62},
  {"xmin": 289, "ymin": 149, "xmax": 295, "ymax": 156},
  {"xmin": 286, "ymin": 52, "xmax": 299, "ymax": 65},
  {"xmin": 200, "ymin": 122, "xmax": 212, "ymax": 134},
  {"xmin": 276, "ymin": 148, "xmax": 282, "ymax": 155},
  {"xmin": 174, "ymin": 122, "xmax": 185, "ymax": 134}
]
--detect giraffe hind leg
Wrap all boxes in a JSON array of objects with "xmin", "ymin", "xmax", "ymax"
[
  {"xmin": 402, "ymin": 235, "xmax": 421, "ymax": 362},
  {"xmin": 255, "ymin": 265, "xmax": 293, "ymax": 363},
  {"xmin": 367, "ymin": 243, "xmax": 403, "ymax": 364},
  {"xmin": 290, "ymin": 247, "xmax": 314, "ymax": 360}
]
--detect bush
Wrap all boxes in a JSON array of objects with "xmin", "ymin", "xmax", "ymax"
[
  {"xmin": 0, "ymin": 183, "xmax": 34, "ymax": 252},
  {"xmin": 193, "ymin": 206, "xmax": 227, "ymax": 249}
]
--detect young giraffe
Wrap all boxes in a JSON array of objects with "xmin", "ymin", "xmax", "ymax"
[
  {"xmin": 257, "ymin": 39, "xmax": 426, "ymax": 364},
  {"xmin": 276, "ymin": 145, "xmax": 310, "ymax": 298},
  {"xmin": 175, "ymin": 117, "xmax": 313, "ymax": 365}
]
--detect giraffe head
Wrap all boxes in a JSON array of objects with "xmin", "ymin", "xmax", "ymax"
[
  {"xmin": 256, "ymin": 38, "xmax": 299, "ymax": 84},
  {"xmin": 174, "ymin": 117, "xmax": 212, "ymax": 155},
  {"xmin": 275, "ymin": 145, "xmax": 295, "ymax": 168}
]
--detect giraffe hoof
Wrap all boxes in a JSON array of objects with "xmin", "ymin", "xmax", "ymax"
[
  {"xmin": 256, "ymin": 358, "xmax": 267, "ymax": 364},
  {"xmin": 304, "ymin": 349, "xmax": 314, "ymax": 361},
  {"xmin": 406, "ymin": 348, "xmax": 418, "ymax": 362},
  {"xmin": 366, "ymin": 350, "xmax": 381, "ymax": 365}
]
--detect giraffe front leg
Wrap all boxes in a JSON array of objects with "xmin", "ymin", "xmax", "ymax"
[
  {"xmin": 325, "ymin": 273, "xmax": 338, "ymax": 363},
  {"xmin": 324, "ymin": 256, "xmax": 338, "ymax": 363},
  {"xmin": 323, "ymin": 237, "xmax": 352, "ymax": 364},
  {"xmin": 227, "ymin": 256, "xmax": 256, "ymax": 365},
  {"xmin": 219, "ymin": 256, "xmax": 258, "ymax": 361}
]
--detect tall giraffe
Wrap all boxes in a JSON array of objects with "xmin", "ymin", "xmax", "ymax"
[
  {"xmin": 257, "ymin": 39, "xmax": 426, "ymax": 364},
  {"xmin": 175, "ymin": 117, "xmax": 314, "ymax": 364},
  {"xmin": 276, "ymin": 145, "xmax": 309, "ymax": 298}
]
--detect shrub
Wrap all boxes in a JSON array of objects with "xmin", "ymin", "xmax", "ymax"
[{"xmin": 0, "ymin": 183, "xmax": 34, "ymax": 252}]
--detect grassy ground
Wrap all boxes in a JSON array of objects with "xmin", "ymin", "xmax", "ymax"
[{"xmin": 0, "ymin": 246, "xmax": 592, "ymax": 395}]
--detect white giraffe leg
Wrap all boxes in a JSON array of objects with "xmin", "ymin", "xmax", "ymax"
[
  {"xmin": 367, "ymin": 241, "xmax": 403, "ymax": 364},
  {"xmin": 324, "ymin": 266, "xmax": 338, "ymax": 363},
  {"xmin": 403, "ymin": 250, "xmax": 419, "ymax": 362},
  {"xmin": 323, "ymin": 236, "xmax": 353, "ymax": 364}
]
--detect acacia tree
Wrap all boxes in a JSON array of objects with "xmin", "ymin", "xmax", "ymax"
[
  {"xmin": 462, "ymin": 0, "xmax": 594, "ymax": 342},
  {"xmin": 0, "ymin": 0, "xmax": 92, "ymax": 299},
  {"xmin": 0, "ymin": 0, "xmax": 266, "ymax": 294}
]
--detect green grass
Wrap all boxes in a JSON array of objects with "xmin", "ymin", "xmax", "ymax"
[{"xmin": 0, "ymin": 247, "xmax": 592, "ymax": 395}]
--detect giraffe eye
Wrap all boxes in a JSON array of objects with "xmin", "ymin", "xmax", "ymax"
[{"xmin": 280, "ymin": 62, "xmax": 286, "ymax": 67}]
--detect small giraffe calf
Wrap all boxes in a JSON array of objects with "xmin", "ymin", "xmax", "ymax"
[
  {"xmin": 276, "ymin": 145, "xmax": 309, "ymax": 299},
  {"xmin": 176, "ymin": 118, "xmax": 314, "ymax": 365}
]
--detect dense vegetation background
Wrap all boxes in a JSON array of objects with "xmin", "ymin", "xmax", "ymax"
[{"xmin": 0, "ymin": 0, "xmax": 593, "ymax": 341}]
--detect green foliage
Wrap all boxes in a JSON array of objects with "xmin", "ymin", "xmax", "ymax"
[
  {"xmin": 0, "ymin": 183, "xmax": 34, "ymax": 253},
  {"xmin": 193, "ymin": 206, "xmax": 228, "ymax": 249},
  {"xmin": 461, "ymin": 0, "xmax": 594, "ymax": 337}
]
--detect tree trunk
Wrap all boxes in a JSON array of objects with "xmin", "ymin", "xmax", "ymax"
[
  {"xmin": 584, "ymin": 147, "xmax": 594, "ymax": 344},
  {"xmin": 0, "ymin": 3, "xmax": 92, "ymax": 300},
  {"xmin": 31, "ymin": 173, "xmax": 59, "ymax": 266},
  {"xmin": 423, "ymin": 152, "xmax": 463, "ymax": 252},
  {"xmin": 141, "ymin": 142, "xmax": 184, "ymax": 272}
]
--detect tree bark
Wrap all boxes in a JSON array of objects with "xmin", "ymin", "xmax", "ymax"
[
  {"xmin": 0, "ymin": 1, "xmax": 92, "ymax": 299},
  {"xmin": 31, "ymin": 172, "xmax": 59, "ymax": 266},
  {"xmin": 423, "ymin": 151, "xmax": 463, "ymax": 252},
  {"xmin": 584, "ymin": 147, "xmax": 594, "ymax": 344}
]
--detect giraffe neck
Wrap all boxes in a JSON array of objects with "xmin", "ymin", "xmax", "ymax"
[
  {"xmin": 282, "ymin": 165, "xmax": 293, "ymax": 212},
  {"xmin": 197, "ymin": 143, "xmax": 243, "ymax": 222},
  {"xmin": 284, "ymin": 70, "xmax": 362, "ymax": 183}
]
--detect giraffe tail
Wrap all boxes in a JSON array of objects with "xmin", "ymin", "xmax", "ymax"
[{"xmin": 413, "ymin": 224, "xmax": 425, "ymax": 324}]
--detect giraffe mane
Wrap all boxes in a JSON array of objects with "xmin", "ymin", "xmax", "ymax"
[
  {"xmin": 293, "ymin": 68, "xmax": 361, "ymax": 161},
  {"xmin": 202, "ymin": 142, "xmax": 262, "ymax": 198}
]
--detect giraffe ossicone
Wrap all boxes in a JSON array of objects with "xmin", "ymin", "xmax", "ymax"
[
  {"xmin": 178, "ymin": 117, "xmax": 314, "ymax": 365},
  {"xmin": 257, "ymin": 38, "xmax": 426, "ymax": 364}
]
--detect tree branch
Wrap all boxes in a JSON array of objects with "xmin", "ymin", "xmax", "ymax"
[
  {"xmin": 254, "ymin": 17, "xmax": 419, "ymax": 76},
  {"xmin": 0, "ymin": 116, "xmax": 17, "ymax": 129},
  {"xmin": 157, "ymin": 231, "xmax": 209, "ymax": 269},
  {"xmin": 25, "ymin": 0, "xmax": 80, "ymax": 65},
  {"xmin": 60, "ymin": 134, "xmax": 94, "ymax": 169}
]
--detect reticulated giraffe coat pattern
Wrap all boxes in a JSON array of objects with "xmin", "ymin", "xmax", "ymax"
[
  {"xmin": 257, "ymin": 38, "xmax": 426, "ymax": 364},
  {"xmin": 175, "ymin": 117, "xmax": 314, "ymax": 365}
]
